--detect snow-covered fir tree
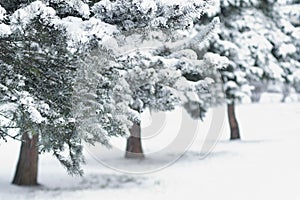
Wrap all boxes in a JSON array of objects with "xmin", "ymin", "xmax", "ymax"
[
  {"xmin": 199, "ymin": 0, "xmax": 300, "ymax": 139},
  {"xmin": 0, "ymin": 1, "xmax": 86, "ymax": 185},
  {"xmin": 275, "ymin": 0, "xmax": 300, "ymax": 97}
]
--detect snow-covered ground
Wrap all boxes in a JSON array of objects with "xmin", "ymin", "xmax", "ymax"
[{"xmin": 1, "ymin": 97, "xmax": 300, "ymax": 200}]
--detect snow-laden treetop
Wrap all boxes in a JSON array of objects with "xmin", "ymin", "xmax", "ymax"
[{"xmin": 0, "ymin": 0, "xmax": 219, "ymax": 54}]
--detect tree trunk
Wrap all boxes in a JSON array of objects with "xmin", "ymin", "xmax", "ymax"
[
  {"xmin": 227, "ymin": 103, "xmax": 241, "ymax": 140},
  {"xmin": 12, "ymin": 133, "xmax": 39, "ymax": 186},
  {"xmin": 125, "ymin": 121, "xmax": 144, "ymax": 159},
  {"xmin": 281, "ymin": 83, "xmax": 290, "ymax": 103},
  {"xmin": 250, "ymin": 86, "xmax": 263, "ymax": 103},
  {"xmin": 250, "ymin": 81, "xmax": 267, "ymax": 103}
]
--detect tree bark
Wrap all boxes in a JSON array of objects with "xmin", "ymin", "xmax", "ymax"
[
  {"xmin": 227, "ymin": 103, "xmax": 241, "ymax": 140},
  {"xmin": 12, "ymin": 132, "xmax": 39, "ymax": 186},
  {"xmin": 125, "ymin": 121, "xmax": 144, "ymax": 159}
]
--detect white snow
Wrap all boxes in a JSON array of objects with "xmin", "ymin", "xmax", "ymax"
[
  {"xmin": 60, "ymin": 16, "xmax": 118, "ymax": 52},
  {"xmin": 225, "ymin": 80, "xmax": 238, "ymax": 89},
  {"xmin": 18, "ymin": 93, "xmax": 47, "ymax": 124},
  {"xmin": 278, "ymin": 43, "xmax": 297, "ymax": 58},
  {"xmin": 203, "ymin": 52, "xmax": 229, "ymax": 69},
  {"xmin": 27, "ymin": 107, "xmax": 46, "ymax": 124},
  {"xmin": 0, "ymin": 24, "xmax": 11, "ymax": 36},
  {"xmin": 10, "ymin": 1, "xmax": 57, "ymax": 31},
  {"xmin": 292, "ymin": 28, "xmax": 300, "ymax": 40},
  {"xmin": 138, "ymin": 0, "xmax": 158, "ymax": 14},
  {"xmin": 250, "ymin": 66, "xmax": 264, "ymax": 77},
  {"xmin": 293, "ymin": 69, "xmax": 300, "ymax": 81},
  {"xmin": 0, "ymin": 5, "xmax": 6, "ymax": 21},
  {"xmin": 1, "ymin": 96, "xmax": 300, "ymax": 200},
  {"xmin": 66, "ymin": 0, "xmax": 90, "ymax": 18},
  {"xmin": 269, "ymin": 61, "xmax": 285, "ymax": 80}
]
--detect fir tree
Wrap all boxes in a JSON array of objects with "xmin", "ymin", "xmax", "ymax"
[
  {"xmin": 201, "ymin": 0, "xmax": 300, "ymax": 139},
  {"xmin": 0, "ymin": 1, "xmax": 86, "ymax": 185}
]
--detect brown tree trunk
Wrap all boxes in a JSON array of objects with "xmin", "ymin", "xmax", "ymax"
[
  {"xmin": 12, "ymin": 132, "xmax": 39, "ymax": 186},
  {"xmin": 227, "ymin": 103, "xmax": 241, "ymax": 140},
  {"xmin": 125, "ymin": 121, "xmax": 144, "ymax": 159}
]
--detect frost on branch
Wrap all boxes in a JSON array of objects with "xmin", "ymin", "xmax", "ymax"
[
  {"xmin": 45, "ymin": 0, "xmax": 91, "ymax": 18},
  {"xmin": 72, "ymin": 47, "xmax": 137, "ymax": 147},
  {"xmin": 92, "ymin": 0, "xmax": 215, "ymax": 32}
]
